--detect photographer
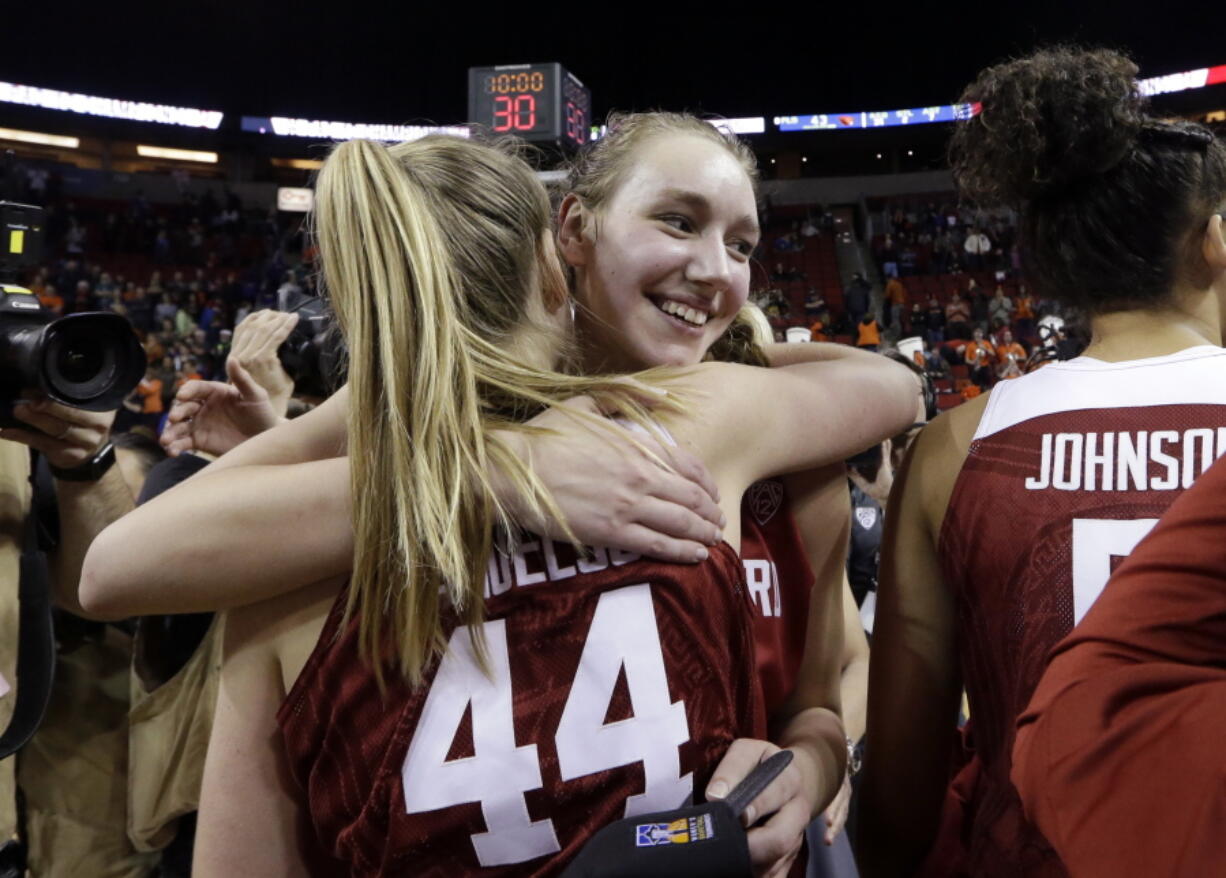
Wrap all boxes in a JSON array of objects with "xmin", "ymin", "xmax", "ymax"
[
  {"xmin": 0, "ymin": 198, "xmax": 150, "ymax": 876},
  {"xmin": 0, "ymin": 402, "xmax": 160, "ymax": 877}
]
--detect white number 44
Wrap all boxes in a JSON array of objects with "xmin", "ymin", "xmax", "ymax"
[{"xmin": 401, "ymin": 584, "xmax": 691, "ymax": 867}]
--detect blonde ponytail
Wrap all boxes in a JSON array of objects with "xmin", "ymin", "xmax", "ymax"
[{"xmin": 314, "ymin": 136, "xmax": 685, "ymax": 685}]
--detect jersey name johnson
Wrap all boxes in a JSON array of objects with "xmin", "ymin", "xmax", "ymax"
[
  {"xmin": 939, "ymin": 346, "xmax": 1226, "ymax": 876},
  {"xmin": 1024, "ymin": 427, "xmax": 1226, "ymax": 492}
]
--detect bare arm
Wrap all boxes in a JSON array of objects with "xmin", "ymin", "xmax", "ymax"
[
  {"xmin": 51, "ymin": 470, "xmax": 134, "ymax": 618},
  {"xmin": 81, "ymin": 393, "xmax": 725, "ymax": 617},
  {"xmin": 705, "ymin": 466, "xmax": 851, "ymax": 875},
  {"xmin": 0, "ymin": 401, "xmax": 133, "ymax": 619},
  {"xmin": 772, "ymin": 465, "xmax": 854, "ymax": 800},
  {"xmin": 839, "ymin": 575, "xmax": 870, "ymax": 743},
  {"xmin": 194, "ymin": 604, "xmax": 309, "ymax": 878},
  {"xmin": 668, "ymin": 359, "xmax": 919, "ymax": 491},
  {"xmin": 763, "ymin": 341, "xmax": 893, "ymax": 369},
  {"xmin": 856, "ymin": 410, "xmax": 971, "ymax": 877},
  {"xmin": 81, "ymin": 456, "xmax": 353, "ymax": 617}
]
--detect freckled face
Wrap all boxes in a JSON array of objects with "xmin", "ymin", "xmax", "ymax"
[{"xmin": 571, "ymin": 135, "xmax": 759, "ymax": 372}]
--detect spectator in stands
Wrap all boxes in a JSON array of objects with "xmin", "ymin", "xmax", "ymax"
[
  {"xmin": 857, "ymin": 313, "xmax": 881, "ymax": 351},
  {"xmin": 1014, "ymin": 285, "xmax": 1036, "ymax": 340},
  {"xmin": 880, "ymin": 235, "xmax": 899, "ymax": 277},
  {"xmin": 964, "ymin": 326, "xmax": 996, "ymax": 388},
  {"xmin": 884, "ymin": 275, "xmax": 908, "ymax": 331},
  {"xmin": 846, "ymin": 272, "xmax": 871, "ymax": 329},
  {"xmin": 908, "ymin": 302, "xmax": 927, "ymax": 338},
  {"xmin": 125, "ymin": 287, "xmax": 153, "ymax": 332},
  {"xmin": 925, "ymin": 295, "xmax": 945, "ymax": 344},
  {"xmin": 898, "ymin": 242, "xmax": 918, "ymax": 276},
  {"xmin": 995, "ymin": 328, "xmax": 1027, "ymax": 380},
  {"xmin": 36, "ymin": 283, "xmax": 63, "ymax": 316},
  {"xmin": 988, "ymin": 284, "xmax": 1014, "ymax": 328},
  {"xmin": 809, "ymin": 311, "xmax": 832, "ymax": 343},
  {"xmin": 804, "ymin": 288, "xmax": 826, "ymax": 318},
  {"xmin": 963, "ymin": 226, "xmax": 991, "ymax": 270},
  {"xmin": 945, "ymin": 291, "xmax": 971, "ymax": 339},
  {"xmin": 66, "ymin": 279, "xmax": 92, "ymax": 314},
  {"xmin": 967, "ymin": 278, "xmax": 990, "ymax": 329},
  {"xmin": 131, "ymin": 366, "xmax": 165, "ymax": 433}
]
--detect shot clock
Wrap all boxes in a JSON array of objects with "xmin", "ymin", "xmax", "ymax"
[{"xmin": 468, "ymin": 63, "xmax": 591, "ymax": 149}]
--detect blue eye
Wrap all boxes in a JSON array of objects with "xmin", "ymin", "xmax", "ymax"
[{"xmin": 660, "ymin": 214, "xmax": 694, "ymax": 233}]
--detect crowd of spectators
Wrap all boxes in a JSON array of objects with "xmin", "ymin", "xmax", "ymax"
[
  {"xmin": 8, "ymin": 160, "xmax": 317, "ymax": 436},
  {"xmin": 871, "ymin": 197, "xmax": 1019, "ymax": 277}
]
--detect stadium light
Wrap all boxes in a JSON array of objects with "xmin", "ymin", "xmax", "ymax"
[
  {"xmin": 136, "ymin": 145, "xmax": 218, "ymax": 163},
  {"xmin": 709, "ymin": 117, "xmax": 766, "ymax": 135},
  {"xmin": 0, "ymin": 127, "xmax": 79, "ymax": 148},
  {"xmin": 0, "ymin": 81, "xmax": 222, "ymax": 129},
  {"xmin": 774, "ymin": 62, "xmax": 1226, "ymax": 132},
  {"xmin": 270, "ymin": 157, "xmax": 324, "ymax": 171},
  {"xmin": 242, "ymin": 116, "xmax": 469, "ymax": 142}
]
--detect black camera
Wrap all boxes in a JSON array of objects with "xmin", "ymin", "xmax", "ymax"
[
  {"xmin": 276, "ymin": 287, "xmax": 346, "ymax": 399},
  {"xmin": 0, "ymin": 201, "xmax": 144, "ymax": 428}
]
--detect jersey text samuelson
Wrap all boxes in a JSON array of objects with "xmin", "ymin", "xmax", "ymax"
[
  {"xmin": 484, "ymin": 539, "xmax": 642, "ymax": 598},
  {"xmin": 1025, "ymin": 428, "xmax": 1226, "ymax": 491}
]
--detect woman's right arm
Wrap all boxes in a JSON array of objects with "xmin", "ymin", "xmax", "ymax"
[
  {"xmin": 80, "ymin": 392, "xmax": 726, "ymax": 617},
  {"xmin": 194, "ymin": 602, "xmax": 311, "ymax": 878},
  {"xmin": 854, "ymin": 408, "xmax": 973, "ymax": 877},
  {"xmin": 672, "ymin": 358, "xmax": 919, "ymax": 488}
]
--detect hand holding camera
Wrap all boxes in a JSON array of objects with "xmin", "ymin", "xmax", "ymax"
[{"xmin": 0, "ymin": 398, "xmax": 116, "ymax": 471}]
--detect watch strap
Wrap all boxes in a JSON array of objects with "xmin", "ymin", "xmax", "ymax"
[{"xmin": 49, "ymin": 442, "xmax": 117, "ymax": 482}]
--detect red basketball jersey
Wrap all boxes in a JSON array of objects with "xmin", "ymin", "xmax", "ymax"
[
  {"xmin": 740, "ymin": 479, "xmax": 816, "ymax": 714},
  {"xmin": 937, "ymin": 345, "xmax": 1226, "ymax": 877},
  {"xmin": 278, "ymin": 539, "xmax": 763, "ymax": 878},
  {"xmin": 1014, "ymin": 454, "xmax": 1226, "ymax": 877}
]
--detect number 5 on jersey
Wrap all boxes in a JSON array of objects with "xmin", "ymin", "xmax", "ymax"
[
  {"xmin": 402, "ymin": 584, "xmax": 691, "ymax": 867},
  {"xmin": 1071, "ymin": 518, "xmax": 1158, "ymax": 625}
]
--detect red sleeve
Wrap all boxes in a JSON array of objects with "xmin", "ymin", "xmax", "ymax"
[{"xmin": 1013, "ymin": 454, "xmax": 1226, "ymax": 875}]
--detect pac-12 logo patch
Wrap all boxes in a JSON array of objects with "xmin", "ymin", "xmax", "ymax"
[
  {"xmin": 747, "ymin": 479, "xmax": 784, "ymax": 526},
  {"xmin": 855, "ymin": 506, "xmax": 878, "ymax": 530},
  {"xmin": 634, "ymin": 814, "xmax": 716, "ymax": 847}
]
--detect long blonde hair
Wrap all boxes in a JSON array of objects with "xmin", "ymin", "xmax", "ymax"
[{"xmin": 314, "ymin": 136, "xmax": 681, "ymax": 684}]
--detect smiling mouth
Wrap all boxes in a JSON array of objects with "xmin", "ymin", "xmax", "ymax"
[{"xmin": 649, "ymin": 296, "xmax": 710, "ymax": 327}]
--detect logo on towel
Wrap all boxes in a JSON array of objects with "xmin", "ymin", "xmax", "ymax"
[
  {"xmin": 634, "ymin": 814, "xmax": 716, "ymax": 847},
  {"xmin": 747, "ymin": 479, "xmax": 783, "ymax": 526}
]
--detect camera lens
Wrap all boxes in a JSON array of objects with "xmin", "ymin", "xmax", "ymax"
[
  {"xmin": 55, "ymin": 334, "xmax": 108, "ymax": 385},
  {"xmin": 41, "ymin": 314, "xmax": 143, "ymax": 408}
]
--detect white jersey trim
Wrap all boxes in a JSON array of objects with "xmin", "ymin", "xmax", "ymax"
[{"xmin": 973, "ymin": 346, "xmax": 1226, "ymax": 440}]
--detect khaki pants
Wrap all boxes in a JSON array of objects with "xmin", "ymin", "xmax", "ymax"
[
  {"xmin": 17, "ymin": 627, "xmax": 158, "ymax": 878},
  {"xmin": 0, "ymin": 440, "xmax": 32, "ymax": 844},
  {"xmin": 127, "ymin": 615, "xmax": 223, "ymax": 852}
]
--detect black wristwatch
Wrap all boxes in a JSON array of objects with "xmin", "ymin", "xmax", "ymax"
[{"xmin": 49, "ymin": 442, "xmax": 117, "ymax": 482}]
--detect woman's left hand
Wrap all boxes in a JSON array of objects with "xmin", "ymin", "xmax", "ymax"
[
  {"xmin": 822, "ymin": 773, "xmax": 852, "ymax": 845},
  {"xmin": 705, "ymin": 739, "xmax": 821, "ymax": 878}
]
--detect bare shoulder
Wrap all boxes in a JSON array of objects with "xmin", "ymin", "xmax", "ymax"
[
  {"xmin": 906, "ymin": 391, "xmax": 991, "ymax": 538},
  {"xmin": 786, "ymin": 464, "xmax": 851, "ymax": 537},
  {"xmin": 225, "ymin": 576, "xmax": 344, "ymax": 692}
]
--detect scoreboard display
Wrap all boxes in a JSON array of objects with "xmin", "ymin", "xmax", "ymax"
[{"xmin": 468, "ymin": 63, "xmax": 590, "ymax": 149}]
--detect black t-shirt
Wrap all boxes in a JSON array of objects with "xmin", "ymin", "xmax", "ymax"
[
  {"xmin": 135, "ymin": 452, "xmax": 213, "ymax": 689},
  {"xmin": 847, "ymin": 482, "xmax": 882, "ymax": 606}
]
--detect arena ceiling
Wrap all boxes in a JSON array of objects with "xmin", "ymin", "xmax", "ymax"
[{"xmin": 8, "ymin": 1, "xmax": 1222, "ymax": 126}]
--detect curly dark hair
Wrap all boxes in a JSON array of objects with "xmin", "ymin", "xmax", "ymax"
[{"xmin": 949, "ymin": 46, "xmax": 1226, "ymax": 314}]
